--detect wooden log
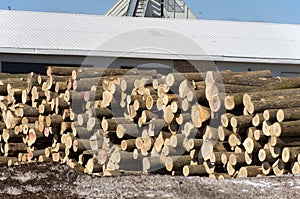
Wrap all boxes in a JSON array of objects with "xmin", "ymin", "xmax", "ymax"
[
  {"xmin": 113, "ymin": 151, "xmax": 142, "ymax": 171},
  {"xmin": 153, "ymin": 131, "xmax": 172, "ymax": 152},
  {"xmin": 205, "ymin": 70, "xmax": 235, "ymax": 85},
  {"xmin": 188, "ymin": 139, "xmax": 203, "ymax": 151},
  {"xmin": 7, "ymin": 157, "xmax": 20, "ymax": 167},
  {"xmin": 221, "ymin": 113, "xmax": 235, "ymax": 128},
  {"xmin": 101, "ymin": 118, "xmax": 131, "ymax": 132},
  {"xmin": 203, "ymin": 126, "xmax": 218, "ymax": 143},
  {"xmin": 165, "ymin": 155, "xmax": 191, "ymax": 172},
  {"xmin": 269, "ymin": 136, "xmax": 300, "ymax": 148},
  {"xmin": 230, "ymin": 115, "xmax": 253, "ymax": 128},
  {"xmin": 72, "ymin": 78, "xmax": 101, "ymax": 92},
  {"xmin": 45, "ymin": 115, "xmax": 63, "ymax": 128},
  {"xmin": 121, "ymin": 139, "xmax": 136, "ymax": 152},
  {"xmin": 262, "ymin": 121, "xmax": 272, "ymax": 136},
  {"xmin": 133, "ymin": 98, "xmax": 147, "ymax": 111},
  {"xmin": 2, "ymin": 129, "xmax": 23, "ymax": 143},
  {"xmin": 244, "ymin": 152, "xmax": 259, "ymax": 165},
  {"xmin": 55, "ymin": 97, "xmax": 70, "ymax": 113},
  {"xmin": 141, "ymin": 110, "xmax": 156, "ymax": 124},
  {"xmin": 54, "ymin": 81, "xmax": 67, "ymax": 93},
  {"xmin": 210, "ymin": 173, "xmax": 232, "ymax": 180},
  {"xmin": 209, "ymin": 152, "xmax": 228, "ymax": 165},
  {"xmin": 27, "ymin": 128, "xmax": 51, "ymax": 147},
  {"xmin": 38, "ymin": 103, "xmax": 52, "ymax": 115},
  {"xmin": 291, "ymin": 162, "xmax": 300, "ymax": 174},
  {"xmin": 225, "ymin": 162, "xmax": 236, "ymax": 176},
  {"xmin": 83, "ymin": 90, "xmax": 103, "ymax": 102},
  {"xmin": 22, "ymin": 117, "xmax": 39, "ymax": 126},
  {"xmin": 86, "ymin": 158, "xmax": 103, "ymax": 173},
  {"xmin": 203, "ymin": 161, "xmax": 224, "ymax": 175},
  {"xmin": 169, "ymin": 134, "xmax": 186, "ymax": 148},
  {"xmin": 229, "ymin": 153, "xmax": 247, "ymax": 166},
  {"xmin": 243, "ymin": 137, "xmax": 263, "ymax": 153},
  {"xmin": 89, "ymin": 107, "xmax": 113, "ymax": 119},
  {"xmin": 15, "ymin": 105, "xmax": 39, "ymax": 117},
  {"xmin": 201, "ymin": 140, "xmax": 228, "ymax": 160},
  {"xmin": 246, "ymin": 127, "xmax": 255, "ymax": 138},
  {"xmin": 148, "ymin": 119, "xmax": 168, "ymax": 137},
  {"xmin": 4, "ymin": 143, "xmax": 28, "ymax": 156},
  {"xmin": 269, "ymin": 146, "xmax": 281, "ymax": 159},
  {"xmin": 282, "ymin": 147, "xmax": 300, "ymax": 163},
  {"xmin": 77, "ymin": 114, "xmax": 89, "ymax": 126},
  {"xmin": 181, "ymin": 98, "xmax": 191, "ymax": 112},
  {"xmin": 258, "ymin": 148, "xmax": 277, "ymax": 162},
  {"xmin": 116, "ymin": 123, "xmax": 140, "ymax": 139},
  {"xmin": 187, "ymin": 89, "xmax": 208, "ymax": 106},
  {"xmin": 86, "ymin": 117, "xmax": 97, "ymax": 131},
  {"xmin": 237, "ymin": 166, "xmax": 262, "ymax": 178},
  {"xmin": 5, "ymin": 111, "xmax": 22, "ymax": 129},
  {"xmin": 51, "ymin": 143, "xmax": 66, "ymax": 153},
  {"xmin": 183, "ymin": 165, "xmax": 207, "ymax": 177},
  {"xmin": 28, "ymin": 149, "xmax": 46, "ymax": 161},
  {"xmin": 224, "ymin": 93, "xmax": 243, "ymax": 111},
  {"xmin": 191, "ymin": 104, "xmax": 211, "ymax": 128},
  {"xmin": 89, "ymin": 133, "xmax": 103, "ymax": 150},
  {"xmin": 243, "ymin": 88, "xmax": 300, "ymax": 106},
  {"xmin": 252, "ymin": 113, "xmax": 264, "ymax": 127},
  {"xmin": 47, "ymin": 66, "xmax": 78, "ymax": 76},
  {"xmin": 253, "ymin": 129, "xmax": 266, "ymax": 141},
  {"xmin": 142, "ymin": 157, "xmax": 167, "ymax": 174},
  {"xmin": 215, "ymin": 70, "xmax": 272, "ymax": 85},
  {"xmin": 179, "ymin": 80, "xmax": 193, "ymax": 99},
  {"xmin": 271, "ymin": 120, "xmax": 300, "ymax": 137},
  {"xmin": 272, "ymin": 159, "xmax": 289, "ymax": 176},
  {"xmin": 60, "ymin": 122, "xmax": 72, "ymax": 134},
  {"xmin": 183, "ymin": 123, "xmax": 204, "ymax": 138},
  {"xmin": 73, "ymin": 139, "xmax": 91, "ymax": 153},
  {"xmin": 38, "ymin": 155, "xmax": 52, "ymax": 163},
  {"xmin": 94, "ymin": 149, "xmax": 108, "ymax": 165},
  {"xmin": 261, "ymin": 161, "xmax": 273, "ymax": 175},
  {"xmin": 276, "ymin": 107, "xmax": 300, "ymax": 122},
  {"xmin": 247, "ymin": 95, "xmax": 300, "ymax": 114}
]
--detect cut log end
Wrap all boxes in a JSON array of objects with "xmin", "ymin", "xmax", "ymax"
[
  {"xmin": 292, "ymin": 162, "xmax": 300, "ymax": 174},
  {"xmin": 276, "ymin": 109, "xmax": 285, "ymax": 122},
  {"xmin": 224, "ymin": 96, "xmax": 235, "ymax": 110}
]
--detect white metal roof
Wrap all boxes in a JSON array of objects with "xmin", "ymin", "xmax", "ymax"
[{"xmin": 1, "ymin": 10, "xmax": 300, "ymax": 64}]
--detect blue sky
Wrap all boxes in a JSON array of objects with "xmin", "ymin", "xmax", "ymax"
[{"xmin": 0, "ymin": 0, "xmax": 299, "ymax": 24}]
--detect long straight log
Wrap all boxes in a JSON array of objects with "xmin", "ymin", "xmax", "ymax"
[
  {"xmin": 183, "ymin": 165, "xmax": 207, "ymax": 177},
  {"xmin": 237, "ymin": 166, "xmax": 262, "ymax": 178},
  {"xmin": 243, "ymin": 88, "xmax": 300, "ymax": 106},
  {"xmin": 282, "ymin": 147, "xmax": 300, "ymax": 163},
  {"xmin": 269, "ymin": 136, "xmax": 300, "ymax": 147},
  {"xmin": 247, "ymin": 96, "xmax": 300, "ymax": 114},
  {"xmin": 271, "ymin": 120, "xmax": 300, "ymax": 137},
  {"xmin": 230, "ymin": 115, "xmax": 253, "ymax": 128},
  {"xmin": 165, "ymin": 155, "xmax": 191, "ymax": 172},
  {"xmin": 276, "ymin": 107, "xmax": 300, "ymax": 122}
]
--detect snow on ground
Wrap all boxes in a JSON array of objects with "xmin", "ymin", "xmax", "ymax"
[{"xmin": 0, "ymin": 163, "xmax": 300, "ymax": 198}]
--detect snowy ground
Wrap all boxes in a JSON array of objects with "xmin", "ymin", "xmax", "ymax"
[{"xmin": 0, "ymin": 163, "xmax": 299, "ymax": 198}]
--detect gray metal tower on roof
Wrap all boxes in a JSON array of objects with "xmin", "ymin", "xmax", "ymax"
[{"xmin": 106, "ymin": 0, "xmax": 197, "ymax": 19}]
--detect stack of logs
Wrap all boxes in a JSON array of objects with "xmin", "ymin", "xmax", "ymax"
[{"xmin": 0, "ymin": 66, "xmax": 300, "ymax": 179}]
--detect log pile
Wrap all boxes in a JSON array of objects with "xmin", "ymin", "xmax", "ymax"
[{"xmin": 0, "ymin": 66, "xmax": 300, "ymax": 179}]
